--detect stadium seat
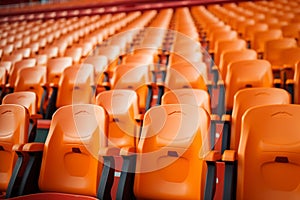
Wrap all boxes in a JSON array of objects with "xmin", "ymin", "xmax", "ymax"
[
  {"xmin": 281, "ymin": 22, "xmax": 300, "ymax": 39},
  {"xmin": 45, "ymin": 57, "xmax": 73, "ymax": 86},
  {"xmin": 223, "ymin": 104, "xmax": 300, "ymax": 199},
  {"xmin": 6, "ymin": 58, "xmax": 37, "ymax": 92},
  {"xmin": 13, "ymin": 48, "xmax": 31, "ymax": 59},
  {"xmin": 95, "ymin": 45, "xmax": 121, "ymax": 79},
  {"xmin": 213, "ymin": 39, "xmax": 247, "ymax": 67},
  {"xmin": 223, "ymin": 59, "xmax": 274, "ymax": 113},
  {"xmin": 103, "ymin": 64, "xmax": 154, "ymax": 115},
  {"xmin": 223, "ymin": 87, "xmax": 290, "ymax": 153},
  {"xmin": 83, "ymin": 55, "xmax": 108, "ymax": 81},
  {"xmin": 218, "ymin": 49, "xmax": 257, "ymax": 81},
  {"xmin": 244, "ymin": 23, "xmax": 268, "ymax": 47},
  {"xmin": 252, "ymin": 29, "xmax": 283, "ymax": 56},
  {"xmin": 2, "ymin": 91, "xmax": 38, "ymax": 117},
  {"xmin": 0, "ymin": 104, "xmax": 29, "ymax": 196},
  {"xmin": 95, "ymin": 89, "xmax": 140, "ymax": 199},
  {"xmin": 64, "ymin": 47, "xmax": 83, "ymax": 64},
  {"xmin": 1, "ymin": 53, "xmax": 23, "ymax": 66},
  {"xmin": 14, "ymin": 66, "xmax": 46, "ymax": 112},
  {"xmin": 12, "ymin": 104, "xmax": 106, "ymax": 199},
  {"xmin": 2, "ymin": 91, "xmax": 42, "ymax": 142},
  {"xmin": 157, "ymin": 62, "xmax": 208, "ymax": 105},
  {"xmin": 208, "ymin": 30, "xmax": 238, "ymax": 53},
  {"xmin": 162, "ymin": 88, "xmax": 211, "ymax": 114},
  {"xmin": 117, "ymin": 104, "xmax": 213, "ymax": 199},
  {"xmin": 45, "ymin": 64, "xmax": 94, "ymax": 119},
  {"xmin": 264, "ymin": 38, "xmax": 297, "ymax": 68},
  {"xmin": 0, "ymin": 61, "xmax": 12, "ymax": 72}
]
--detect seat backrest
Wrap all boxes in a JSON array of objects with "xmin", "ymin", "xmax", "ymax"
[
  {"xmin": 209, "ymin": 30, "xmax": 238, "ymax": 51},
  {"xmin": 0, "ymin": 104, "xmax": 29, "ymax": 192},
  {"xmin": 230, "ymin": 87, "xmax": 290, "ymax": 150},
  {"xmin": 14, "ymin": 66, "xmax": 46, "ymax": 110},
  {"xmin": 8, "ymin": 58, "xmax": 36, "ymax": 87},
  {"xmin": 225, "ymin": 59, "xmax": 273, "ymax": 111},
  {"xmin": 95, "ymin": 45, "xmax": 121, "ymax": 78},
  {"xmin": 279, "ymin": 47, "xmax": 300, "ymax": 68},
  {"xmin": 237, "ymin": 104, "xmax": 300, "ymax": 199},
  {"xmin": 2, "ymin": 91, "xmax": 37, "ymax": 115},
  {"xmin": 111, "ymin": 64, "xmax": 152, "ymax": 113},
  {"xmin": 38, "ymin": 104, "xmax": 106, "ymax": 196},
  {"xmin": 134, "ymin": 104, "xmax": 210, "ymax": 199},
  {"xmin": 83, "ymin": 55, "xmax": 108, "ymax": 80},
  {"xmin": 1, "ymin": 53, "xmax": 23, "ymax": 65},
  {"xmin": 219, "ymin": 49, "xmax": 257, "ymax": 81},
  {"xmin": 56, "ymin": 64, "xmax": 94, "ymax": 108},
  {"xmin": 244, "ymin": 23, "xmax": 268, "ymax": 42},
  {"xmin": 264, "ymin": 38, "xmax": 297, "ymax": 66},
  {"xmin": 122, "ymin": 53, "xmax": 154, "ymax": 66},
  {"xmin": 162, "ymin": 88, "xmax": 211, "ymax": 114},
  {"xmin": 165, "ymin": 62, "xmax": 207, "ymax": 91},
  {"xmin": 252, "ymin": 29, "xmax": 283, "ymax": 53},
  {"xmin": 46, "ymin": 57, "xmax": 72, "ymax": 85},
  {"xmin": 95, "ymin": 89, "xmax": 139, "ymax": 149},
  {"xmin": 64, "ymin": 47, "xmax": 83, "ymax": 64},
  {"xmin": 214, "ymin": 39, "xmax": 247, "ymax": 65},
  {"xmin": 0, "ymin": 61, "xmax": 12, "ymax": 73},
  {"xmin": 282, "ymin": 23, "xmax": 300, "ymax": 38}
]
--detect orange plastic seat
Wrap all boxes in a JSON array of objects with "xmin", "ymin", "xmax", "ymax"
[
  {"xmin": 46, "ymin": 57, "xmax": 72, "ymax": 86},
  {"xmin": 64, "ymin": 47, "xmax": 82, "ymax": 64},
  {"xmin": 34, "ymin": 54, "xmax": 48, "ymax": 66},
  {"xmin": 224, "ymin": 104, "xmax": 300, "ymax": 199},
  {"xmin": 218, "ymin": 49, "xmax": 257, "ymax": 81},
  {"xmin": 0, "ymin": 61, "xmax": 12, "ymax": 72},
  {"xmin": 45, "ymin": 64, "xmax": 94, "ymax": 119},
  {"xmin": 158, "ymin": 61, "xmax": 208, "ymax": 105},
  {"xmin": 13, "ymin": 48, "xmax": 31, "ymax": 59},
  {"xmin": 224, "ymin": 59, "xmax": 273, "ymax": 112},
  {"xmin": 75, "ymin": 42, "xmax": 93, "ymax": 57},
  {"xmin": 117, "ymin": 104, "xmax": 211, "ymax": 199},
  {"xmin": 208, "ymin": 30, "xmax": 238, "ymax": 52},
  {"xmin": 264, "ymin": 38, "xmax": 297, "ymax": 67},
  {"xmin": 14, "ymin": 66, "xmax": 46, "ymax": 111},
  {"xmin": 252, "ymin": 29, "xmax": 283, "ymax": 54},
  {"xmin": 1, "ymin": 53, "xmax": 23, "ymax": 65},
  {"xmin": 95, "ymin": 89, "xmax": 140, "ymax": 199},
  {"xmin": 122, "ymin": 53, "xmax": 154, "ymax": 66},
  {"xmin": 104, "ymin": 64, "xmax": 154, "ymax": 114},
  {"xmin": 13, "ymin": 104, "xmax": 107, "ymax": 199},
  {"xmin": 6, "ymin": 58, "xmax": 37, "ymax": 90},
  {"xmin": 164, "ymin": 62, "xmax": 207, "ymax": 90},
  {"xmin": 83, "ymin": 55, "xmax": 108, "ymax": 81},
  {"xmin": 0, "ymin": 104, "xmax": 29, "ymax": 194},
  {"xmin": 282, "ymin": 23, "xmax": 300, "ymax": 39},
  {"xmin": 96, "ymin": 89, "xmax": 139, "ymax": 146},
  {"xmin": 279, "ymin": 47, "xmax": 300, "ymax": 69},
  {"xmin": 244, "ymin": 23, "xmax": 268, "ymax": 46},
  {"xmin": 229, "ymin": 87, "xmax": 290, "ymax": 151},
  {"xmin": 2, "ymin": 91, "xmax": 38, "ymax": 116},
  {"xmin": 40, "ymin": 46, "xmax": 58, "ymax": 59},
  {"xmin": 162, "ymin": 88, "xmax": 211, "ymax": 114},
  {"xmin": 2, "ymin": 44, "xmax": 14, "ymax": 56},
  {"xmin": 213, "ymin": 39, "xmax": 247, "ymax": 66},
  {"xmin": 95, "ymin": 45, "xmax": 121, "ymax": 79}
]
